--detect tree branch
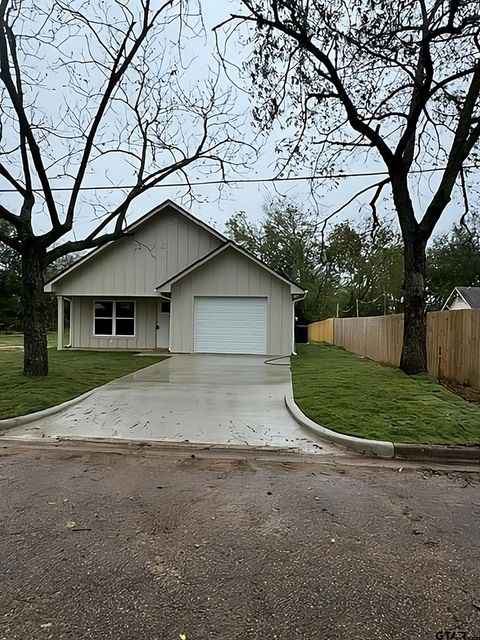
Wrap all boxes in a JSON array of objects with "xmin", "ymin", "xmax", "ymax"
[
  {"xmin": 420, "ymin": 63, "xmax": 480, "ymax": 237},
  {"xmin": 61, "ymin": 1, "xmax": 174, "ymax": 235},
  {"xmin": 0, "ymin": 1, "xmax": 57, "ymax": 225},
  {"xmin": 0, "ymin": 162, "xmax": 26, "ymax": 196},
  {"xmin": 45, "ymin": 232, "xmax": 132, "ymax": 265},
  {"xmin": 0, "ymin": 203, "xmax": 22, "ymax": 231},
  {"xmin": 236, "ymin": 2, "xmax": 396, "ymax": 167}
]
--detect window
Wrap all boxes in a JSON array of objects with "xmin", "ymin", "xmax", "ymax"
[
  {"xmin": 94, "ymin": 300, "xmax": 135, "ymax": 336},
  {"xmin": 160, "ymin": 300, "xmax": 171, "ymax": 313}
]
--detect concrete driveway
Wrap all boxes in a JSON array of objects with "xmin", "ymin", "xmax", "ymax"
[{"xmin": 5, "ymin": 354, "xmax": 341, "ymax": 454}]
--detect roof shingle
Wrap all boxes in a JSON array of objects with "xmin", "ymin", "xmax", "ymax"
[{"xmin": 456, "ymin": 286, "xmax": 480, "ymax": 308}]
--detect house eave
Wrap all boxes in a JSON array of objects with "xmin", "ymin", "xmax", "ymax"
[
  {"xmin": 43, "ymin": 199, "xmax": 228, "ymax": 292},
  {"xmin": 442, "ymin": 286, "xmax": 471, "ymax": 310},
  {"xmin": 155, "ymin": 242, "xmax": 305, "ymax": 295}
]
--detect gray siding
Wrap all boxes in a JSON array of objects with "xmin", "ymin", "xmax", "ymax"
[
  {"xmin": 54, "ymin": 207, "xmax": 222, "ymax": 296},
  {"xmin": 170, "ymin": 247, "xmax": 293, "ymax": 355},
  {"xmin": 449, "ymin": 296, "xmax": 470, "ymax": 310},
  {"xmin": 71, "ymin": 297, "xmax": 157, "ymax": 350}
]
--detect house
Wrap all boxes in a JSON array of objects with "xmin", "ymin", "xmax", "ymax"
[
  {"xmin": 442, "ymin": 286, "xmax": 480, "ymax": 311},
  {"xmin": 45, "ymin": 200, "xmax": 305, "ymax": 355}
]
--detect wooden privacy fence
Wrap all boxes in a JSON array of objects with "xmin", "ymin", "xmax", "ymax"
[
  {"xmin": 308, "ymin": 317, "xmax": 335, "ymax": 344},
  {"xmin": 308, "ymin": 310, "xmax": 480, "ymax": 390}
]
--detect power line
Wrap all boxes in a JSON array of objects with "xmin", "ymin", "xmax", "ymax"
[{"xmin": 0, "ymin": 165, "xmax": 475, "ymax": 193}]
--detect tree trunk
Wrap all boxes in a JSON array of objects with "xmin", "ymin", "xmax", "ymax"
[
  {"xmin": 400, "ymin": 235, "xmax": 427, "ymax": 375},
  {"xmin": 21, "ymin": 247, "xmax": 48, "ymax": 377}
]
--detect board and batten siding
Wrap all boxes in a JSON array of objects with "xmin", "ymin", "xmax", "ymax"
[
  {"xmin": 170, "ymin": 247, "xmax": 293, "ymax": 355},
  {"xmin": 70, "ymin": 297, "xmax": 157, "ymax": 350},
  {"xmin": 53, "ymin": 207, "xmax": 222, "ymax": 297}
]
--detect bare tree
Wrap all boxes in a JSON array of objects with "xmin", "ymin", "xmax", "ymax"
[
  {"xmin": 218, "ymin": 0, "xmax": 480, "ymax": 374},
  {"xmin": 0, "ymin": 0, "xmax": 245, "ymax": 376}
]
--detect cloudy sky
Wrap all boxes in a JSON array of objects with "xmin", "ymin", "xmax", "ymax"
[{"xmin": 0, "ymin": 0, "xmax": 470, "ymax": 242}]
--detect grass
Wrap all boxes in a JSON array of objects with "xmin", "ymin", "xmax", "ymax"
[
  {"xmin": 0, "ymin": 348, "xmax": 167, "ymax": 421},
  {"xmin": 291, "ymin": 343, "xmax": 480, "ymax": 446},
  {"xmin": 0, "ymin": 332, "xmax": 58, "ymax": 348}
]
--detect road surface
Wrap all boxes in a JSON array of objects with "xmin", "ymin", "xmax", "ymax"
[{"xmin": 0, "ymin": 442, "xmax": 478, "ymax": 640}]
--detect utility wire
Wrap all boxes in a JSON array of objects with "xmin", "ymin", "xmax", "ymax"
[
  {"xmin": 0, "ymin": 165, "xmax": 475, "ymax": 193},
  {"xmin": 358, "ymin": 292, "xmax": 389, "ymax": 305}
]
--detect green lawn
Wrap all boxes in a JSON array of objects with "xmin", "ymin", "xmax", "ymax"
[
  {"xmin": 0, "ymin": 332, "xmax": 58, "ymax": 348},
  {"xmin": 0, "ymin": 349, "xmax": 167, "ymax": 421},
  {"xmin": 291, "ymin": 343, "xmax": 480, "ymax": 446}
]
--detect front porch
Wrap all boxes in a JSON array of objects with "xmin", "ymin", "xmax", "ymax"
[{"xmin": 55, "ymin": 296, "xmax": 170, "ymax": 352}]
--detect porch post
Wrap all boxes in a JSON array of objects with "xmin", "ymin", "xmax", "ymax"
[
  {"xmin": 57, "ymin": 295, "xmax": 64, "ymax": 350},
  {"xmin": 292, "ymin": 299, "xmax": 296, "ymax": 355}
]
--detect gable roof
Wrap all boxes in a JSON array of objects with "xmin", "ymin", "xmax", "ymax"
[
  {"xmin": 443, "ymin": 286, "xmax": 480, "ymax": 309},
  {"xmin": 44, "ymin": 199, "xmax": 227, "ymax": 291},
  {"xmin": 455, "ymin": 286, "xmax": 480, "ymax": 308},
  {"xmin": 156, "ymin": 241, "xmax": 305, "ymax": 295}
]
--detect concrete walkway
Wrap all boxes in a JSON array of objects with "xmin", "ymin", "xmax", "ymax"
[{"xmin": 5, "ymin": 354, "xmax": 341, "ymax": 455}]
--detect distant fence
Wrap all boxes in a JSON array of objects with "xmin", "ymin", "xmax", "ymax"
[
  {"xmin": 308, "ymin": 310, "xmax": 480, "ymax": 391},
  {"xmin": 308, "ymin": 317, "xmax": 335, "ymax": 344}
]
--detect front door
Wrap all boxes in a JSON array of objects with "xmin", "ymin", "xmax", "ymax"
[{"xmin": 156, "ymin": 299, "xmax": 170, "ymax": 348}]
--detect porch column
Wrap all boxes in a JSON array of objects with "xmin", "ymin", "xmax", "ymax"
[{"xmin": 57, "ymin": 295, "xmax": 64, "ymax": 350}]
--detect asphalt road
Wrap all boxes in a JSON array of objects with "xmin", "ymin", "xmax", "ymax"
[{"xmin": 0, "ymin": 443, "xmax": 479, "ymax": 640}]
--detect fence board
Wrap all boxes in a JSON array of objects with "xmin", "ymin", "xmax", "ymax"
[
  {"xmin": 308, "ymin": 310, "xmax": 480, "ymax": 390},
  {"xmin": 308, "ymin": 318, "xmax": 335, "ymax": 344},
  {"xmin": 333, "ymin": 315, "xmax": 404, "ymax": 366}
]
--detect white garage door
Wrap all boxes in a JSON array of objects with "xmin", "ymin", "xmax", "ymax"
[{"xmin": 194, "ymin": 297, "xmax": 267, "ymax": 354}]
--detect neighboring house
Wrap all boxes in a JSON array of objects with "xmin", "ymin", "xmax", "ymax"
[
  {"xmin": 442, "ymin": 286, "xmax": 480, "ymax": 310},
  {"xmin": 45, "ymin": 200, "xmax": 305, "ymax": 355}
]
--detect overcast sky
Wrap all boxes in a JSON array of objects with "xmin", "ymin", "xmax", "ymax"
[
  {"xmin": 1, "ymin": 0, "xmax": 472, "ymax": 242},
  {"xmin": 137, "ymin": 1, "xmax": 467, "ymax": 237}
]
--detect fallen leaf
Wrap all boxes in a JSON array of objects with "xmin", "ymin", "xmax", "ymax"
[
  {"xmin": 179, "ymin": 634, "xmax": 187, "ymax": 640},
  {"xmin": 40, "ymin": 622, "xmax": 52, "ymax": 628}
]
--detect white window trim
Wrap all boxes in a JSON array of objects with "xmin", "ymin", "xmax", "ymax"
[{"xmin": 93, "ymin": 300, "xmax": 136, "ymax": 337}]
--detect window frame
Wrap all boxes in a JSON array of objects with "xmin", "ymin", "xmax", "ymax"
[{"xmin": 93, "ymin": 300, "xmax": 136, "ymax": 337}]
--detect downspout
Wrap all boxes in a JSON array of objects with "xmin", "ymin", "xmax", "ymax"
[{"xmin": 292, "ymin": 291, "xmax": 307, "ymax": 356}]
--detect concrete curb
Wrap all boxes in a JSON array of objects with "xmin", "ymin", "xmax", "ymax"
[
  {"xmin": 393, "ymin": 442, "xmax": 480, "ymax": 464},
  {"xmin": 0, "ymin": 389, "xmax": 97, "ymax": 431},
  {"xmin": 285, "ymin": 395, "xmax": 394, "ymax": 458},
  {"xmin": 285, "ymin": 395, "xmax": 480, "ymax": 465}
]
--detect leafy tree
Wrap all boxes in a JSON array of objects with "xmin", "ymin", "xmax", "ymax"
[
  {"xmin": 327, "ymin": 222, "xmax": 404, "ymax": 317},
  {"xmin": 0, "ymin": 220, "xmax": 21, "ymax": 329},
  {"xmin": 220, "ymin": 0, "xmax": 480, "ymax": 374},
  {"xmin": 226, "ymin": 200, "xmax": 404, "ymax": 321},
  {"xmin": 226, "ymin": 200, "xmax": 338, "ymax": 322},
  {"xmin": 0, "ymin": 1, "xmax": 242, "ymax": 376},
  {"xmin": 427, "ymin": 219, "xmax": 480, "ymax": 308}
]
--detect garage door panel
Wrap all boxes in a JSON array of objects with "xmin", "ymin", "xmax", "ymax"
[{"xmin": 194, "ymin": 297, "xmax": 267, "ymax": 354}]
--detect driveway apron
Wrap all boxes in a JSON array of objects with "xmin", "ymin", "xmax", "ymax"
[{"xmin": 5, "ymin": 354, "xmax": 341, "ymax": 454}]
